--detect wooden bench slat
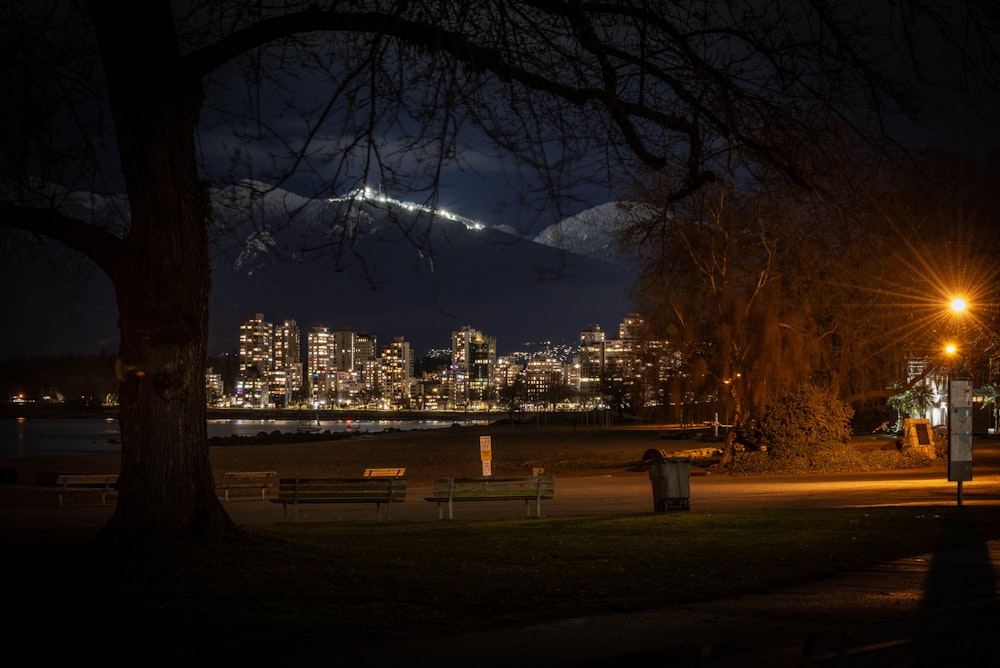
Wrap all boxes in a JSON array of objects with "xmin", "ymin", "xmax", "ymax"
[
  {"xmin": 55, "ymin": 474, "xmax": 118, "ymax": 486},
  {"xmin": 218, "ymin": 471, "xmax": 278, "ymax": 501}
]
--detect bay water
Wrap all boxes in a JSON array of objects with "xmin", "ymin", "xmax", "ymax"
[{"xmin": 1, "ymin": 416, "xmax": 484, "ymax": 459}]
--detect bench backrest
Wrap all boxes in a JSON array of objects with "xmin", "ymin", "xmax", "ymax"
[
  {"xmin": 277, "ymin": 477, "xmax": 407, "ymax": 502},
  {"xmin": 222, "ymin": 471, "xmax": 277, "ymax": 483},
  {"xmin": 55, "ymin": 474, "xmax": 118, "ymax": 488},
  {"xmin": 430, "ymin": 476, "xmax": 555, "ymax": 499}
]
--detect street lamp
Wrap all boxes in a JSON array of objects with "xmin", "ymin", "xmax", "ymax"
[{"xmin": 945, "ymin": 297, "xmax": 973, "ymax": 506}]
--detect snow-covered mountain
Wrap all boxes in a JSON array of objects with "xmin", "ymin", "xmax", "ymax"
[
  {"xmin": 208, "ymin": 184, "xmax": 642, "ymax": 356},
  {"xmin": 2, "ymin": 184, "xmax": 645, "ymax": 358},
  {"xmin": 532, "ymin": 200, "xmax": 656, "ymax": 261}
]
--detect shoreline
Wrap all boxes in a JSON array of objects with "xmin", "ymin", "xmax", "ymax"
[
  {"xmin": 1, "ymin": 403, "xmax": 677, "ymax": 428},
  {"xmin": 0, "ymin": 423, "xmax": 706, "ymax": 492}
]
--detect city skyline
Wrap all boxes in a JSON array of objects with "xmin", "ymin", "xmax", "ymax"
[
  {"xmin": 224, "ymin": 311, "xmax": 657, "ymax": 411},
  {"xmin": 231, "ymin": 308, "xmax": 629, "ymax": 362}
]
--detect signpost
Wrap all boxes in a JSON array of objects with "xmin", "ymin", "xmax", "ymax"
[
  {"xmin": 948, "ymin": 373, "xmax": 973, "ymax": 505},
  {"xmin": 480, "ymin": 435, "xmax": 492, "ymax": 477}
]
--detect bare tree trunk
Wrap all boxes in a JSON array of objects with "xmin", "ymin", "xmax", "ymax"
[
  {"xmin": 90, "ymin": 1, "xmax": 232, "ymax": 544},
  {"xmin": 102, "ymin": 289, "xmax": 231, "ymax": 544}
]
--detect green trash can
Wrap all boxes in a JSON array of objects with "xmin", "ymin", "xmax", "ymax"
[{"xmin": 647, "ymin": 456, "xmax": 691, "ymax": 511}]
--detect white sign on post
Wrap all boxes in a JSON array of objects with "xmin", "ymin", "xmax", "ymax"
[
  {"xmin": 948, "ymin": 374, "xmax": 973, "ymax": 483},
  {"xmin": 480, "ymin": 436, "xmax": 492, "ymax": 477}
]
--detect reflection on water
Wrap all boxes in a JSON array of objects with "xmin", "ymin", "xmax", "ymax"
[
  {"xmin": 2, "ymin": 417, "xmax": 123, "ymax": 458},
  {"xmin": 16, "ymin": 417, "xmax": 25, "ymax": 458},
  {"xmin": 1, "ymin": 417, "xmax": 485, "ymax": 458}
]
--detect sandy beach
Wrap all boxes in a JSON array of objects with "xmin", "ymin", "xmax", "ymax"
[{"xmin": 1, "ymin": 422, "xmax": 702, "ymax": 487}]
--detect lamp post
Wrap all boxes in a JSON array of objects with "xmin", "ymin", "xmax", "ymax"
[{"xmin": 945, "ymin": 297, "xmax": 972, "ymax": 506}]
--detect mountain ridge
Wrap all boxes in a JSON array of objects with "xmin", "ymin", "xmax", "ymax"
[
  {"xmin": 3, "ymin": 184, "xmax": 642, "ymax": 358},
  {"xmin": 207, "ymin": 184, "xmax": 639, "ymax": 355}
]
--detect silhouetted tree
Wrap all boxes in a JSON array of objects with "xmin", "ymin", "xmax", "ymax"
[
  {"xmin": 626, "ymin": 150, "xmax": 1000, "ymax": 465},
  {"xmin": 3, "ymin": 1, "xmax": 994, "ymax": 544},
  {"xmin": 498, "ymin": 376, "xmax": 527, "ymax": 423}
]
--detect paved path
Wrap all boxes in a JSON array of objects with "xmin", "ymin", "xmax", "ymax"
[{"xmin": 4, "ymin": 464, "xmax": 996, "ymax": 527}]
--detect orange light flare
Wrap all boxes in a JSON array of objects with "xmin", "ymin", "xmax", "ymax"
[
  {"xmin": 848, "ymin": 290, "xmax": 982, "ymax": 359},
  {"xmin": 810, "ymin": 201, "xmax": 1000, "ymax": 366}
]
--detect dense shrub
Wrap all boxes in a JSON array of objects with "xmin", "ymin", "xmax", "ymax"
[
  {"xmin": 740, "ymin": 383, "xmax": 854, "ymax": 470},
  {"xmin": 728, "ymin": 442, "xmax": 932, "ymax": 474},
  {"xmin": 933, "ymin": 431, "xmax": 948, "ymax": 458}
]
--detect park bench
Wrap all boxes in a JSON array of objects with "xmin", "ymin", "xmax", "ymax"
[
  {"xmin": 799, "ymin": 600, "xmax": 999, "ymax": 667},
  {"xmin": 51, "ymin": 474, "xmax": 119, "ymax": 507},
  {"xmin": 425, "ymin": 475, "xmax": 555, "ymax": 519},
  {"xmin": 217, "ymin": 470, "xmax": 278, "ymax": 501},
  {"xmin": 272, "ymin": 476, "xmax": 407, "ymax": 521}
]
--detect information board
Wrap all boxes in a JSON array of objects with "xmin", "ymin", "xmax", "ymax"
[
  {"xmin": 949, "ymin": 374, "xmax": 973, "ymax": 482},
  {"xmin": 480, "ymin": 436, "xmax": 492, "ymax": 477}
]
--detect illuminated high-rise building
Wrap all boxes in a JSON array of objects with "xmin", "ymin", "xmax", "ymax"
[
  {"xmin": 451, "ymin": 326, "xmax": 495, "ymax": 407},
  {"xmin": 332, "ymin": 327, "xmax": 358, "ymax": 372},
  {"xmin": 525, "ymin": 354, "xmax": 565, "ymax": 407},
  {"xmin": 237, "ymin": 313, "xmax": 273, "ymax": 406},
  {"xmin": 205, "ymin": 367, "xmax": 224, "ymax": 406},
  {"xmin": 355, "ymin": 333, "xmax": 377, "ymax": 365},
  {"xmin": 379, "ymin": 336, "xmax": 413, "ymax": 408},
  {"xmin": 619, "ymin": 313, "xmax": 649, "ymax": 349},
  {"xmin": 271, "ymin": 319, "xmax": 302, "ymax": 406},
  {"xmin": 578, "ymin": 324, "xmax": 606, "ymax": 398},
  {"xmin": 239, "ymin": 313, "xmax": 273, "ymax": 374},
  {"xmin": 306, "ymin": 326, "xmax": 334, "ymax": 404}
]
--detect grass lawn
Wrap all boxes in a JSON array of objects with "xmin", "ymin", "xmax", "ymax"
[{"xmin": 9, "ymin": 505, "xmax": 998, "ymax": 658}]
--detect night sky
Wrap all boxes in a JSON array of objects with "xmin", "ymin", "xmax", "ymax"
[{"xmin": 2, "ymin": 7, "xmax": 998, "ymax": 362}]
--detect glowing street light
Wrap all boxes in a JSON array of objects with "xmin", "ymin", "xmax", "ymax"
[{"xmin": 944, "ymin": 297, "xmax": 972, "ymax": 506}]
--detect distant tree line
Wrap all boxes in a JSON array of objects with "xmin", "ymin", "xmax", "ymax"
[{"xmin": 0, "ymin": 351, "xmax": 118, "ymax": 404}]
